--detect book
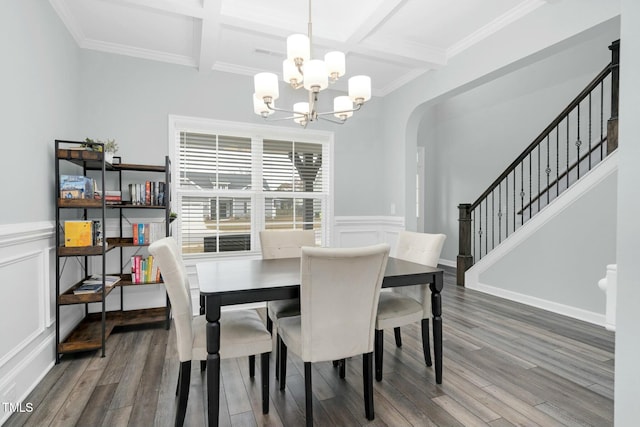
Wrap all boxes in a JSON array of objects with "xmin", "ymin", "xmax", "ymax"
[
  {"xmin": 64, "ymin": 221, "xmax": 93, "ymax": 247},
  {"xmin": 73, "ymin": 283, "xmax": 103, "ymax": 294},
  {"xmin": 60, "ymin": 175, "xmax": 94, "ymax": 199},
  {"xmin": 81, "ymin": 275, "xmax": 121, "ymax": 287}
]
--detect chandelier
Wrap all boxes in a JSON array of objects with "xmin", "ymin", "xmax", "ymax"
[{"xmin": 252, "ymin": 0, "xmax": 371, "ymax": 127}]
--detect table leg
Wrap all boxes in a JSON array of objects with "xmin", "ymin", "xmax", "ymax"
[
  {"xmin": 206, "ymin": 295, "xmax": 221, "ymax": 427},
  {"xmin": 430, "ymin": 272, "xmax": 443, "ymax": 384}
]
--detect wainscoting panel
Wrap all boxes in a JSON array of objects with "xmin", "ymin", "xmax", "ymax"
[
  {"xmin": 0, "ymin": 222, "xmax": 58, "ymax": 424},
  {"xmin": 333, "ymin": 216, "xmax": 405, "ymax": 249}
]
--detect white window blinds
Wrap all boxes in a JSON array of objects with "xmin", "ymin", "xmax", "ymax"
[{"xmin": 174, "ymin": 123, "xmax": 331, "ymax": 255}]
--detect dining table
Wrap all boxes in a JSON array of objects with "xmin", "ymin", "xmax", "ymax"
[{"xmin": 196, "ymin": 256, "xmax": 444, "ymax": 427}]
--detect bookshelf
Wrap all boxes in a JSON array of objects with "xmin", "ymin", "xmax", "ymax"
[{"xmin": 54, "ymin": 140, "xmax": 171, "ymax": 363}]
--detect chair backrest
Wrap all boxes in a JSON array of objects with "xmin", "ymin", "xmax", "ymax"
[
  {"xmin": 259, "ymin": 229, "xmax": 316, "ymax": 259},
  {"xmin": 393, "ymin": 231, "xmax": 446, "ymax": 315},
  {"xmin": 395, "ymin": 231, "xmax": 446, "ymax": 267},
  {"xmin": 299, "ymin": 244, "xmax": 390, "ymax": 362},
  {"xmin": 148, "ymin": 237, "xmax": 194, "ymax": 362}
]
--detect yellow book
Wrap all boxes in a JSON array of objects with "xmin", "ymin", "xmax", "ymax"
[
  {"xmin": 146, "ymin": 256, "xmax": 153, "ymax": 282},
  {"xmin": 65, "ymin": 221, "xmax": 93, "ymax": 247}
]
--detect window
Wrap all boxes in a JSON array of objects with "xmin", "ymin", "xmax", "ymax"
[{"xmin": 169, "ymin": 117, "xmax": 333, "ymax": 257}]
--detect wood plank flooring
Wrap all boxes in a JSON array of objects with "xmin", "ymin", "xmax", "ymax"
[{"xmin": 6, "ymin": 271, "xmax": 614, "ymax": 426}]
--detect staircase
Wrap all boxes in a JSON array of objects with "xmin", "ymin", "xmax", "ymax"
[{"xmin": 456, "ymin": 40, "xmax": 620, "ymax": 286}]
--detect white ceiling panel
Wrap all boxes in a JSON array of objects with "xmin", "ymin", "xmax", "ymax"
[{"xmin": 50, "ymin": 0, "xmax": 551, "ymax": 95}]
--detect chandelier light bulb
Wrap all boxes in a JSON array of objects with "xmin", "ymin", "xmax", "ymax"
[
  {"xmin": 348, "ymin": 75, "xmax": 371, "ymax": 104},
  {"xmin": 303, "ymin": 60, "xmax": 328, "ymax": 93},
  {"xmin": 287, "ymin": 34, "xmax": 310, "ymax": 66},
  {"xmin": 254, "ymin": 72, "xmax": 279, "ymax": 102},
  {"xmin": 283, "ymin": 59, "xmax": 303, "ymax": 87},
  {"xmin": 325, "ymin": 51, "xmax": 345, "ymax": 81},
  {"xmin": 293, "ymin": 102, "xmax": 310, "ymax": 125},
  {"xmin": 253, "ymin": 94, "xmax": 274, "ymax": 117},
  {"xmin": 333, "ymin": 96, "xmax": 353, "ymax": 120}
]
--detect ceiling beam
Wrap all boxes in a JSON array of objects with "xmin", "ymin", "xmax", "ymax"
[
  {"xmin": 107, "ymin": 0, "xmax": 204, "ymax": 18},
  {"xmin": 197, "ymin": 0, "xmax": 222, "ymax": 72}
]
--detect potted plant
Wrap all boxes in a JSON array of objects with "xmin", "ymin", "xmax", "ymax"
[{"xmin": 84, "ymin": 138, "xmax": 119, "ymax": 164}]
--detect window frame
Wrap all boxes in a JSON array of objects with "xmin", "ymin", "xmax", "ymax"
[{"xmin": 168, "ymin": 115, "xmax": 334, "ymax": 260}]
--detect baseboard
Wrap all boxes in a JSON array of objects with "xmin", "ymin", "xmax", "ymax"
[{"xmin": 469, "ymin": 281, "xmax": 606, "ymax": 326}]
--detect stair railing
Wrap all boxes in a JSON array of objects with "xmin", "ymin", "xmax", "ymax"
[{"xmin": 457, "ymin": 40, "xmax": 619, "ymax": 286}]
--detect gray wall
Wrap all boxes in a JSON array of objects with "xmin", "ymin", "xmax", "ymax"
[
  {"xmin": 0, "ymin": 0, "xmax": 80, "ymax": 224},
  {"xmin": 417, "ymin": 19, "xmax": 620, "ymax": 262},
  {"xmin": 615, "ymin": 0, "xmax": 640, "ymax": 423},
  {"xmin": 479, "ymin": 171, "xmax": 617, "ymax": 314},
  {"xmin": 77, "ymin": 51, "xmax": 387, "ymax": 217}
]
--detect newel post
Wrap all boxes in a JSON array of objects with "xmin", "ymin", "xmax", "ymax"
[
  {"xmin": 457, "ymin": 203, "xmax": 473, "ymax": 286},
  {"xmin": 607, "ymin": 39, "xmax": 620, "ymax": 154}
]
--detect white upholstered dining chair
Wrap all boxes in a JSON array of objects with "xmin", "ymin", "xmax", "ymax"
[
  {"xmin": 277, "ymin": 244, "xmax": 390, "ymax": 426},
  {"xmin": 259, "ymin": 229, "xmax": 315, "ymax": 377},
  {"xmin": 148, "ymin": 237, "xmax": 272, "ymax": 427},
  {"xmin": 374, "ymin": 231, "xmax": 446, "ymax": 381}
]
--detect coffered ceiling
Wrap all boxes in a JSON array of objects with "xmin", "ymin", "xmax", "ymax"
[{"xmin": 49, "ymin": 0, "xmax": 551, "ymax": 96}]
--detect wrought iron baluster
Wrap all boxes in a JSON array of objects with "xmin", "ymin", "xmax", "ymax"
[
  {"xmin": 576, "ymin": 104, "xmax": 581, "ymax": 179},
  {"xmin": 589, "ymin": 92, "xmax": 593, "ymax": 170},
  {"xmin": 546, "ymin": 134, "xmax": 550, "ymax": 205},
  {"xmin": 505, "ymin": 174, "xmax": 509, "ymax": 238},
  {"xmin": 491, "ymin": 190, "xmax": 495, "ymax": 251},
  {"xmin": 498, "ymin": 182, "xmax": 502, "ymax": 243},
  {"xmin": 485, "ymin": 199, "xmax": 488, "ymax": 256},
  {"xmin": 513, "ymin": 171, "xmax": 516, "ymax": 234},
  {"xmin": 472, "ymin": 208, "xmax": 476, "ymax": 262},
  {"xmin": 478, "ymin": 202, "xmax": 483, "ymax": 260},
  {"xmin": 566, "ymin": 116, "xmax": 570, "ymax": 189},
  {"xmin": 600, "ymin": 80, "xmax": 604, "ymax": 161},
  {"xmin": 529, "ymin": 153, "xmax": 532, "ymax": 220},
  {"xmin": 520, "ymin": 162, "xmax": 524, "ymax": 226},
  {"xmin": 556, "ymin": 126, "xmax": 560, "ymax": 198},
  {"xmin": 537, "ymin": 144, "xmax": 540, "ymax": 212}
]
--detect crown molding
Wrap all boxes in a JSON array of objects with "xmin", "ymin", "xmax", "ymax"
[
  {"xmin": 448, "ymin": 0, "xmax": 547, "ymax": 58},
  {"xmin": 81, "ymin": 38, "xmax": 197, "ymax": 67}
]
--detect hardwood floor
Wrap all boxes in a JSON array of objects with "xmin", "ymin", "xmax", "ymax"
[{"xmin": 6, "ymin": 271, "xmax": 614, "ymax": 426}]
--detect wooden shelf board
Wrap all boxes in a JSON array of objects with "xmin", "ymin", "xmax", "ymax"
[
  {"xmin": 58, "ymin": 198, "xmax": 104, "ymax": 209},
  {"xmin": 58, "ymin": 244, "xmax": 107, "ymax": 257},
  {"xmin": 59, "ymin": 283, "xmax": 117, "ymax": 305},
  {"xmin": 58, "ymin": 315, "xmax": 116, "ymax": 354},
  {"xmin": 117, "ymin": 274, "xmax": 163, "ymax": 286},
  {"xmin": 58, "ymin": 308, "xmax": 168, "ymax": 355}
]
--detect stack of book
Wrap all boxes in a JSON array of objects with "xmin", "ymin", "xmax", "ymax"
[
  {"xmin": 128, "ymin": 181, "xmax": 166, "ymax": 206},
  {"xmin": 73, "ymin": 275, "xmax": 121, "ymax": 294},
  {"xmin": 131, "ymin": 255, "xmax": 161, "ymax": 284},
  {"xmin": 132, "ymin": 222, "xmax": 165, "ymax": 245},
  {"xmin": 104, "ymin": 190, "xmax": 122, "ymax": 204}
]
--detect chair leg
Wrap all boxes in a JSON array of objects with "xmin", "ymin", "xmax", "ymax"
[
  {"xmin": 260, "ymin": 352, "xmax": 270, "ymax": 414},
  {"xmin": 249, "ymin": 355, "xmax": 256, "ymax": 378},
  {"xmin": 175, "ymin": 365, "xmax": 181, "ymax": 396},
  {"xmin": 267, "ymin": 316, "xmax": 273, "ymax": 334},
  {"xmin": 279, "ymin": 337, "xmax": 287, "ymax": 391},
  {"xmin": 421, "ymin": 318, "xmax": 432, "ymax": 367},
  {"xmin": 339, "ymin": 359, "xmax": 346, "ymax": 379},
  {"xmin": 363, "ymin": 352, "xmax": 374, "ymax": 420},
  {"xmin": 394, "ymin": 327, "xmax": 402, "ymax": 347},
  {"xmin": 200, "ymin": 361, "xmax": 206, "ymax": 372},
  {"xmin": 176, "ymin": 361, "xmax": 191, "ymax": 427},
  {"xmin": 275, "ymin": 334, "xmax": 280, "ymax": 380},
  {"xmin": 304, "ymin": 361, "xmax": 313, "ymax": 427},
  {"xmin": 374, "ymin": 329, "xmax": 383, "ymax": 382}
]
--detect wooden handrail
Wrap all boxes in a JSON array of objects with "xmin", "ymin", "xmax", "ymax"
[{"xmin": 470, "ymin": 63, "xmax": 612, "ymax": 211}]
